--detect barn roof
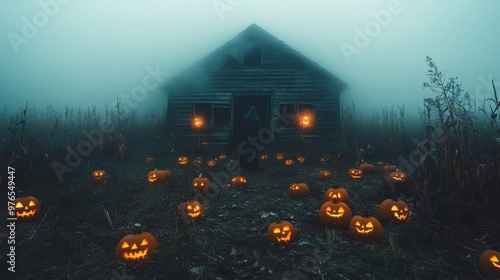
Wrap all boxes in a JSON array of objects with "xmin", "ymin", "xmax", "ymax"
[{"xmin": 164, "ymin": 23, "xmax": 347, "ymax": 91}]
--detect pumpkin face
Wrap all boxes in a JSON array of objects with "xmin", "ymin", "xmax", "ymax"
[
  {"xmin": 382, "ymin": 165, "xmax": 397, "ymax": 173},
  {"xmin": 388, "ymin": 171, "xmax": 407, "ymax": 183},
  {"xmin": 359, "ymin": 163, "xmax": 375, "ymax": 173},
  {"xmin": 147, "ymin": 170, "xmax": 171, "ymax": 183},
  {"xmin": 276, "ymin": 153, "xmax": 284, "ymax": 160},
  {"xmin": 267, "ymin": 221, "xmax": 296, "ymax": 244},
  {"xmin": 207, "ymin": 159, "xmax": 217, "ymax": 167},
  {"xmin": 192, "ymin": 177, "xmax": 210, "ymax": 191},
  {"xmin": 14, "ymin": 196, "xmax": 40, "ymax": 220},
  {"xmin": 218, "ymin": 154, "xmax": 227, "ymax": 160},
  {"xmin": 348, "ymin": 168, "xmax": 364, "ymax": 179},
  {"xmin": 297, "ymin": 157, "xmax": 305, "ymax": 164},
  {"xmin": 92, "ymin": 170, "xmax": 106, "ymax": 181},
  {"xmin": 376, "ymin": 161, "xmax": 384, "ymax": 166},
  {"xmin": 379, "ymin": 199, "xmax": 409, "ymax": 223},
  {"xmin": 179, "ymin": 201, "xmax": 203, "ymax": 219},
  {"xmin": 116, "ymin": 224, "xmax": 158, "ymax": 262},
  {"xmin": 193, "ymin": 157, "xmax": 203, "ymax": 167},
  {"xmin": 318, "ymin": 170, "xmax": 331, "ymax": 180},
  {"xmin": 319, "ymin": 201, "xmax": 352, "ymax": 229},
  {"xmin": 260, "ymin": 154, "xmax": 268, "ymax": 160},
  {"xmin": 479, "ymin": 249, "xmax": 500, "ymax": 277},
  {"xmin": 231, "ymin": 176, "xmax": 247, "ymax": 187},
  {"xmin": 349, "ymin": 216, "xmax": 384, "ymax": 242},
  {"xmin": 177, "ymin": 156, "xmax": 189, "ymax": 166},
  {"xmin": 284, "ymin": 159, "xmax": 294, "ymax": 166},
  {"xmin": 324, "ymin": 187, "xmax": 349, "ymax": 203},
  {"xmin": 288, "ymin": 183, "xmax": 310, "ymax": 198},
  {"xmin": 192, "ymin": 116, "xmax": 204, "ymax": 128},
  {"xmin": 145, "ymin": 157, "xmax": 154, "ymax": 163}
]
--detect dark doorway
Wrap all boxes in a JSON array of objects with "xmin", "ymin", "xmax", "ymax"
[{"xmin": 232, "ymin": 95, "xmax": 271, "ymax": 149}]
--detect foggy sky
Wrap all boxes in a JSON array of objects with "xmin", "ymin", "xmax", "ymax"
[{"xmin": 1, "ymin": 0, "xmax": 499, "ymax": 117}]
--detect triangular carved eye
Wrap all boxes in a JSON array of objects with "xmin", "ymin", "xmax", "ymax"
[
  {"xmin": 490, "ymin": 255, "xmax": 499, "ymax": 262},
  {"xmin": 326, "ymin": 206, "xmax": 332, "ymax": 212},
  {"xmin": 355, "ymin": 221, "xmax": 361, "ymax": 226},
  {"xmin": 141, "ymin": 239, "xmax": 149, "ymax": 246},
  {"xmin": 273, "ymin": 228, "xmax": 281, "ymax": 234},
  {"xmin": 29, "ymin": 201, "xmax": 36, "ymax": 206},
  {"xmin": 121, "ymin": 241, "xmax": 130, "ymax": 249},
  {"xmin": 338, "ymin": 207, "xmax": 345, "ymax": 213},
  {"xmin": 282, "ymin": 226, "xmax": 290, "ymax": 231},
  {"xmin": 365, "ymin": 222, "xmax": 374, "ymax": 228},
  {"xmin": 193, "ymin": 183, "xmax": 197, "ymax": 186},
  {"xmin": 200, "ymin": 183, "xmax": 204, "ymax": 186},
  {"xmin": 15, "ymin": 202, "xmax": 24, "ymax": 208},
  {"xmin": 391, "ymin": 205, "xmax": 399, "ymax": 211},
  {"xmin": 187, "ymin": 205, "xmax": 193, "ymax": 210}
]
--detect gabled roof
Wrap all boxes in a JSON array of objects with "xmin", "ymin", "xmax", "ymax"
[{"xmin": 165, "ymin": 23, "xmax": 346, "ymax": 91}]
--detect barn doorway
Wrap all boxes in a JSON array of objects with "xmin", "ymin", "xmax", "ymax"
[{"xmin": 231, "ymin": 94, "xmax": 271, "ymax": 149}]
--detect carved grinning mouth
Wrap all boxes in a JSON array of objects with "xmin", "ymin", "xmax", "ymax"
[
  {"xmin": 393, "ymin": 212, "xmax": 408, "ymax": 220},
  {"xmin": 16, "ymin": 210, "xmax": 36, "ymax": 218},
  {"xmin": 123, "ymin": 248, "xmax": 149, "ymax": 260},
  {"xmin": 276, "ymin": 231, "xmax": 292, "ymax": 242},
  {"xmin": 490, "ymin": 255, "xmax": 500, "ymax": 269}
]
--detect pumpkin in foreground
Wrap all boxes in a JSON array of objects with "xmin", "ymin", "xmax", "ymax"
[
  {"xmin": 116, "ymin": 224, "xmax": 158, "ymax": 263},
  {"xmin": 267, "ymin": 221, "xmax": 296, "ymax": 244}
]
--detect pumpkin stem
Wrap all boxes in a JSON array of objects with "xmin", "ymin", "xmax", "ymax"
[
  {"xmin": 199, "ymin": 173, "xmax": 203, "ymax": 178},
  {"xmin": 133, "ymin": 223, "xmax": 142, "ymax": 234}
]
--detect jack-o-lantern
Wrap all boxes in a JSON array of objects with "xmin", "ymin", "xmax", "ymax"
[
  {"xmin": 319, "ymin": 200, "xmax": 352, "ymax": 229},
  {"xmin": 267, "ymin": 221, "xmax": 296, "ymax": 244},
  {"xmin": 193, "ymin": 157, "xmax": 203, "ymax": 167},
  {"xmin": 218, "ymin": 154, "xmax": 227, "ymax": 160},
  {"xmin": 284, "ymin": 159, "xmax": 294, "ymax": 166},
  {"xmin": 297, "ymin": 157, "xmax": 305, "ymax": 164},
  {"xmin": 231, "ymin": 176, "xmax": 247, "ymax": 187},
  {"xmin": 276, "ymin": 153, "xmax": 284, "ymax": 160},
  {"xmin": 145, "ymin": 157, "xmax": 154, "ymax": 163},
  {"xmin": 349, "ymin": 215, "xmax": 384, "ymax": 242},
  {"xmin": 192, "ymin": 176, "xmax": 210, "ymax": 192},
  {"xmin": 201, "ymin": 140, "xmax": 209, "ymax": 145},
  {"xmin": 382, "ymin": 165, "xmax": 397, "ymax": 173},
  {"xmin": 116, "ymin": 223, "xmax": 158, "ymax": 263},
  {"xmin": 147, "ymin": 170, "xmax": 171, "ymax": 183},
  {"xmin": 177, "ymin": 156, "xmax": 189, "ymax": 166},
  {"xmin": 14, "ymin": 196, "xmax": 40, "ymax": 220},
  {"xmin": 376, "ymin": 161, "xmax": 384, "ymax": 166},
  {"xmin": 318, "ymin": 170, "xmax": 331, "ymax": 180},
  {"xmin": 260, "ymin": 154, "xmax": 268, "ymax": 160},
  {"xmin": 359, "ymin": 163, "xmax": 375, "ymax": 173},
  {"xmin": 288, "ymin": 183, "xmax": 310, "ymax": 198},
  {"xmin": 179, "ymin": 201, "xmax": 203, "ymax": 219},
  {"xmin": 324, "ymin": 187, "xmax": 349, "ymax": 203},
  {"xmin": 479, "ymin": 249, "xmax": 500, "ymax": 278},
  {"xmin": 207, "ymin": 159, "xmax": 217, "ymax": 167},
  {"xmin": 388, "ymin": 171, "xmax": 407, "ymax": 183},
  {"xmin": 348, "ymin": 168, "xmax": 364, "ymax": 179},
  {"xmin": 379, "ymin": 199, "xmax": 409, "ymax": 223},
  {"xmin": 297, "ymin": 113, "xmax": 313, "ymax": 128},
  {"xmin": 192, "ymin": 115, "xmax": 205, "ymax": 128},
  {"xmin": 92, "ymin": 170, "xmax": 106, "ymax": 181}
]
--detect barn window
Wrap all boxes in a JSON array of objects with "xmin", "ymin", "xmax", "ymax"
[
  {"xmin": 244, "ymin": 45, "xmax": 262, "ymax": 66},
  {"xmin": 279, "ymin": 104, "xmax": 296, "ymax": 127},
  {"xmin": 213, "ymin": 107, "xmax": 231, "ymax": 126},
  {"xmin": 297, "ymin": 104, "xmax": 314, "ymax": 128},
  {"xmin": 194, "ymin": 103, "xmax": 212, "ymax": 127}
]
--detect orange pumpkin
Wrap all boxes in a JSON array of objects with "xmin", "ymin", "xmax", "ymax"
[
  {"xmin": 230, "ymin": 176, "xmax": 247, "ymax": 187},
  {"xmin": 13, "ymin": 196, "xmax": 40, "ymax": 220},
  {"xmin": 92, "ymin": 170, "xmax": 106, "ymax": 181},
  {"xmin": 348, "ymin": 168, "xmax": 364, "ymax": 179},
  {"xmin": 218, "ymin": 154, "xmax": 227, "ymax": 160},
  {"xmin": 145, "ymin": 157, "xmax": 154, "ymax": 163},
  {"xmin": 297, "ymin": 157, "xmax": 305, "ymax": 164},
  {"xmin": 318, "ymin": 170, "xmax": 331, "ymax": 180},
  {"xmin": 115, "ymin": 223, "xmax": 158, "ymax": 263},
  {"xmin": 276, "ymin": 153, "xmax": 284, "ymax": 160},
  {"xmin": 349, "ymin": 215, "xmax": 384, "ymax": 242},
  {"xmin": 382, "ymin": 165, "xmax": 397, "ymax": 173},
  {"xmin": 178, "ymin": 201, "xmax": 203, "ymax": 219},
  {"xmin": 260, "ymin": 154, "xmax": 268, "ymax": 160},
  {"xmin": 207, "ymin": 159, "xmax": 217, "ymax": 167},
  {"xmin": 376, "ymin": 161, "xmax": 384, "ymax": 166},
  {"xmin": 284, "ymin": 159, "xmax": 294, "ymax": 166},
  {"xmin": 324, "ymin": 187, "xmax": 349, "ymax": 203},
  {"xmin": 193, "ymin": 157, "xmax": 203, "ymax": 167},
  {"xmin": 379, "ymin": 199, "xmax": 409, "ymax": 223},
  {"xmin": 319, "ymin": 200, "xmax": 352, "ymax": 229},
  {"xmin": 388, "ymin": 171, "xmax": 407, "ymax": 183},
  {"xmin": 192, "ymin": 176, "xmax": 210, "ymax": 192},
  {"xmin": 359, "ymin": 163, "xmax": 375, "ymax": 173},
  {"xmin": 479, "ymin": 249, "xmax": 500, "ymax": 278},
  {"xmin": 288, "ymin": 183, "xmax": 310, "ymax": 198},
  {"xmin": 177, "ymin": 156, "xmax": 189, "ymax": 166},
  {"xmin": 147, "ymin": 169, "xmax": 171, "ymax": 183},
  {"xmin": 267, "ymin": 221, "xmax": 296, "ymax": 244}
]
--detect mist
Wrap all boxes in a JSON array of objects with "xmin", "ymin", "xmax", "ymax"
[{"xmin": 1, "ymin": 0, "xmax": 499, "ymax": 117}]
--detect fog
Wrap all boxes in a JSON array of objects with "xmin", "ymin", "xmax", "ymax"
[{"xmin": 1, "ymin": 0, "xmax": 498, "ymax": 118}]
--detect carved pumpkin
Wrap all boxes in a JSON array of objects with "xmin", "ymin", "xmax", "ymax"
[
  {"xmin": 376, "ymin": 161, "xmax": 384, "ymax": 166},
  {"xmin": 201, "ymin": 140, "xmax": 209, "ymax": 145},
  {"xmin": 359, "ymin": 163, "xmax": 375, "ymax": 173},
  {"xmin": 324, "ymin": 187, "xmax": 349, "ymax": 203},
  {"xmin": 379, "ymin": 199, "xmax": 409, "ymax": 223},
  {"xmin": 177, "ymin": 156, "xmax": 189, "ymax": 166},
  {"xmin": 193, "ymin": 157, "xmax": 203, "ymax": 167},
  {"xmin": 207, "ymin": 159, "xmax": 217, "ymax": 167},
  {"xmin": 288, "ymin": 183, "xmax": 310, "ymax": 198},
  {"xmin": 13, "ymin": 196, "xmax": 40, "ymax": 220},
  {"xmin": 297, "ymin": 157, "xmax": 305, "ymax": 164},
  {"xmin": 192, "ymin": 176, "xmax": 210, "ymax": 192},
  {"xmin": 147, "ymin": 169, "xmax": 171, "ymax": 183},
  {"xmin": 297, "ymin": 113, "xmax": 313, "ymax": 128},
  {"xmin": 218, "ymin": 154, "xmax": 227, "ymax": 160},
  {"xmin": 267, "ymin": 221, "xmax": 296, "ymax": 244},
  {"xmin": 382, "ymin": 165, "xmax": 397, "ymax": 173},
  {"xmin": 348, "ymin": 168, "xmax": 364, "ymax": 179},
  {"xmin": 231, "ymin": 176, "xmax": 247, "ymax": 187},
  {"xmin": 318, "ymin": 170, "xmax": 331, "ymax": 180},
  {"xmin": 479, "ymin": 249, "xmax": 500, "ymax": 278},
  {"xmin": 92, "ymin": 170, "xmax": 106, "ymax": 181},
  {"xmin": 260, "ymin": 154, "xmax": 268, "ymax": 160},
  {"xmin": 116, "ymin": 223, "xmax": 158, "ymax": 263},
  {"xmin": 388, "ymin": 171, "xmax": 407, "ymax": 183},
  {"xmin": 276, "ymin": 153, "xmax": 284, "ymax": 160},
  {"xmin": 145, "ymin": 157, "xmax": 154, "ymax": 163},
  {"xmin": 284, "ymin": 159, "xmax": 294, "ymax": 166},
  {"xmin": 179, "ymin": 201, "xmax": 203, "ymax": 219},
  {"xmin": 319, "ymin": 200, "xmax": 352, "ymax": 229},
  {"xmin": 349, "ymin": 215, "xmax": 384, "ymax": 242},
  {"xmin": 192, "ymin": 115, "xmax": 205, "ymax": 128}
]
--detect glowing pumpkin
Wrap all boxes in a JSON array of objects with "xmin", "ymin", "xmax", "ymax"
[
  {"xmin": 179, "ymin": 201, "xmax": 203, "ymax": 219},
  {"xmin": 318, "ymin": 200, "xmax": 352, "ymax": 229},
  {"xmin": 318, "ymin": 170, "xmax": 331, "ymax": 180},
  {"xmin": 388, "ymin": 171, "xmax": 407, "ymax": 183},
  {"xmin": 13, "ymin": 196, "xmax": 40, "ymax": 220},
  {"xmin": 231, "ymin": 176, "xmax": 247, "ymax": 187},
  {"xmin": 284, "ymin": 159, "xmax": 294, "ymax": 166},
  {"xmin": 324, "ymin": 187, "xmax": 349, "ymax": 203},
  {"xmin": 145, "ymin": 157, "xmax": 154, "ymax": 163},
  {"xmin": 147, "ymin": 169, "xmax": 171, "ymax": 183},
  {"xmin": 376, "ymin": 161, "xmax": 384, "ymax": 166},
  {"xmin": 297, "ymin": 157, "xmax": 305, "ymax": 164},
  {"xmin": 92, "ymin": 170, "xmax": 106, "ymax": 181},
  {"xmin": 260, "ymin": 154, "xmax": 268, "ymax": 160},
  {"xmin": 193, "ymin": 157, "xmax": 203, "ymax": 167},
  {"xmin": 297, "ymin": 113, "xmax": 313, "ymax": 128},
  {"xmin": 382, "ymin": 165, "xmax": 397, "ymax": 173},
  {"xmin": 348, "ymin": 168, "xmax": 364, "ymax": 179},
  {"xmin": 218, "ymin": 154, "xmax": 227, "ymax": 160},
  {"xmin": 288, "ymin": 183, "xmax": 310, "ymax": 198},
  {"xmin": 207, "ymin": 159, "xmax": 217, "ymax": 167},
  {"xmin": 349, "ymin": 215, "xmax": 384, "ymax": 242},
  {"xmin": 192, "ymin": 176, "xmax": 210, "ymax": 192},
  {"xmin": 479, "ymin": 249, "xmax": 500, "ymax": 278},
  {"xmin": 192, "ymin": 115, "xmax": 205, "ymax": 128},
  {"xmin": 379, "ymin": 199, "xmax": 409, "ymax": 223},
  {"xmin": 177, "ymin": 156, "xmax": 189, "ymax": 166},
  {"xmin": 276, "ymin": 153, "xmax": 284, "ymax": 160},
  {"xmin": 116, "ymin": 223, "xmax": 158, "ymax": 263},
  {"xmin": 359, "ymin": 163, "xmax": 375, "ymax": 173},
  {"xmin": 267, "ymin": 221, "xmax": 296, "ymax": 244}
]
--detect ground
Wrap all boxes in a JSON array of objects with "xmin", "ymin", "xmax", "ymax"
[{"xmin": 2, "ymin": 148, "xmax": 495, "ymax": 280}]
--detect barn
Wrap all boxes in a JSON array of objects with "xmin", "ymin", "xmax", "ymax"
[{"xmin": 164, "ymin": 24, "xmax": 346, "ymax": 148}]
